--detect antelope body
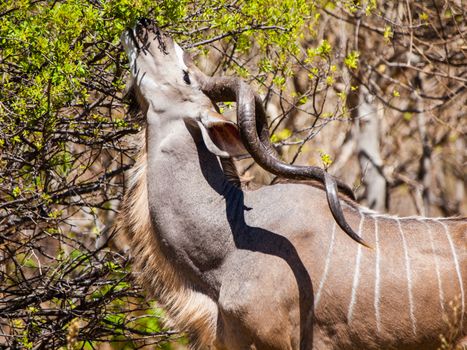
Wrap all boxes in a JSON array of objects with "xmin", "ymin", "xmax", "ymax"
[{"xmin": 116, "ymin": 19, "xmax": 467, "ymax": 349}]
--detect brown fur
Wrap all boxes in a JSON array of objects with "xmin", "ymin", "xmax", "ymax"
[{"xmin": 113, "ymin": 131, "xmax": 218, "ymax": 347}]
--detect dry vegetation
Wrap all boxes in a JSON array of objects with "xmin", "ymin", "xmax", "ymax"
[{"xmin": 0, "ymin": 0, "xmax": 465, "ymax": 348}]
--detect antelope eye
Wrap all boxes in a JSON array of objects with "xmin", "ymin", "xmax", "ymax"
[{"xmin": 183, "ymin": 70, "xmax": 191, "ymax": 85}]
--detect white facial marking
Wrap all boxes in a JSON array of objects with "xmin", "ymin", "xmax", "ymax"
[{"xmin": 174, "ymin": 42, "xmax": 188, "ymax": 70}]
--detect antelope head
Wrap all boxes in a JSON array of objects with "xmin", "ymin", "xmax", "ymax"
[{"xmin": 121, "ymin": 18, "xmax": 248, "ymax": 159}]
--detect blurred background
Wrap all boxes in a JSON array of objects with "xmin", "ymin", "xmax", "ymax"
[{"xmin": 0, "ymin": 0, "xmax": 465, "ymax": 348}]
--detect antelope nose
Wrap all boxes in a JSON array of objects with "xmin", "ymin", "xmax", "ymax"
[{"xmin": 137, "ymin": 17, "xmax": 152, "ymax": 27}]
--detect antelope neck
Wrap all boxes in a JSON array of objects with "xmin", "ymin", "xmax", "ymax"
[{"xmin": 145, "ymin": 118, "xmax": 241, "ymax": 295}]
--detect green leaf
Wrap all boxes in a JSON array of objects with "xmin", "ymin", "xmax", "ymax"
[
  {"xmin": 271, "ymin": 128, "xmax": 292, "ymax": 143},
  {"xmin": 344, "ymin": 51, "xmax": 360, "ymax": 70},
  {"xmin": 316, "ymin": 39, "xmax": 332, "ymax": 57},
  {"xmin": 383, "ymin": 25, "xmax": 393, "ymax": 42},
  {"xmin": 319, "ymin": 151, "xmax": 333, "ymax": 168},
  {"xmin": 12, "ymin": 186, "xmax": 21, "ymax": 198}
]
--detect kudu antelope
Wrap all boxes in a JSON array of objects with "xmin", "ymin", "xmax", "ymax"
[{"xmin": 115, "ymin": 19, "xmax": 466, "ymax": 349}]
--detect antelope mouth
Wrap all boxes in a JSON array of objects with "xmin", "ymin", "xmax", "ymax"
[{"xmin": 122, "ymin": 18, "xmax": 169, "ymax": 56}]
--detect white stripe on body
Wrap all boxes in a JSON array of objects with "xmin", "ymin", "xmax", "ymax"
[
  {"xmin": 374, "ymin": 217, "xmax": 382, "ymax": 333},
  {"xmin": 397, "ymin": 219, "xmax": 417, "ymax": 335},
  {"xmin": 347, "ymin": 213, "xmax": 365, "ymax": 323},
  {"xmin": 315, "ymin": 222, "xmax": 337, "ymax": 308},
  {"xmin": 419, "ymin": 219, "xmax": 445, "ymax": 312},
  {"xmin": 437, "ymin": 219, "xmax": 465, "ymax": 328}
]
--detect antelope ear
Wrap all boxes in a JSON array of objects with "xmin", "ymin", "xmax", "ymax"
[{"xmin": 198, "ymin": 111, "xmax": 249, "ymax": 158}]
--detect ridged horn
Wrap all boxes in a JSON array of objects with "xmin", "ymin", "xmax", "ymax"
[{"xmin": 195, "ymin": 72, "xmax": 368, "ymax": 247}]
